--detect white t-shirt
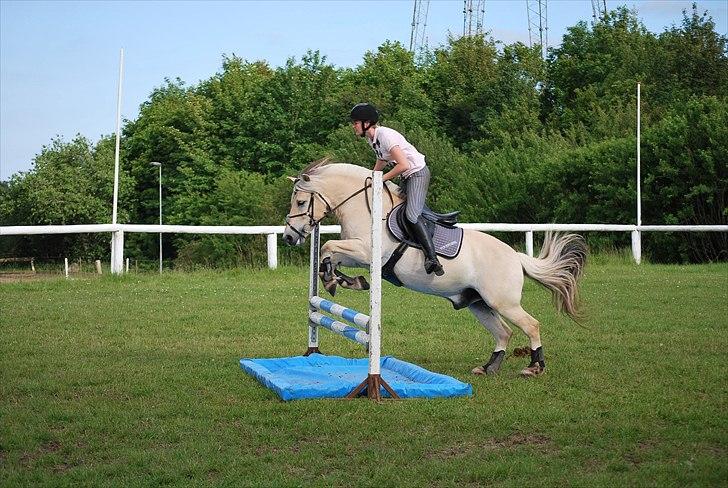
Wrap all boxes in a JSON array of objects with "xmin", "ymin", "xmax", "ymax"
[{"xmin": 368, "ymin": 127, "xmax": 426, "ymax": 178}]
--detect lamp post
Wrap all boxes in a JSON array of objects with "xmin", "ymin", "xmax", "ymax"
[{"xmin": 150, "ymin": 162, "xmax": 162, "ymax": 274}]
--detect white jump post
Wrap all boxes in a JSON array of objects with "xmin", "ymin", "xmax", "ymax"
[{"xmin": 304, "ymin": 171, "xmax": 396, "ymax": 400}]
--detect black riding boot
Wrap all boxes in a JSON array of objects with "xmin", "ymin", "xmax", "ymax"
[{"xmin": 408, "ymin": 217, "xmax": 444, "ymax": 276}]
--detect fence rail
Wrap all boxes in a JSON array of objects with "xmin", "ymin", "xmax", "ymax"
[{"xmin": 2, "ymin": 223, "xmax": 726, "ymax": 271}]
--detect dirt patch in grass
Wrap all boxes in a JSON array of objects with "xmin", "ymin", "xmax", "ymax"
[
  {"xmin": 20, "ymin": 440, "xmax": 62, "ymax": 467},
  {"xmin": 624, "ymin": 440, "xmax": 656, "ymax": 466},
  {"xmin": 0, "ymin": 272, "xmax": 102, "ymax": 283},
  {"xmin": 426, "ymin": 433, "xmax": 555, "ymax": 460}
]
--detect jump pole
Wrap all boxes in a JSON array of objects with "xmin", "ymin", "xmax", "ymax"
[{"xmin": 304, "ymin": 171, "xmax": 397, "ymax": 400}]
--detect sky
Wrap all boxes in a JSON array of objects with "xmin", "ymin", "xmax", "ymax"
[{"xmin": 1, "ymin": 0, "xmax": 726, "ymax": 181}]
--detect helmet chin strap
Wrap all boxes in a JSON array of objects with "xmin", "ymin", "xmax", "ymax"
[{"xmin": 359, "ymin": 121, "xmax": 374, "ymax": 138}]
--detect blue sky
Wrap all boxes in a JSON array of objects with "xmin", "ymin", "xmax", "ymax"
[{"xmin": 1, "ymin": 0, "xmax": 726, "ymax": 180}]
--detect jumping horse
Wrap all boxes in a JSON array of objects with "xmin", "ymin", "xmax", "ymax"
[{"xmin": 283, "ymin": 159, "xmax": 587, "ymax": 377}]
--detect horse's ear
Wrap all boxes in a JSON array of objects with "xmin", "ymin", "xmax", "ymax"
[
  {"xmin": 287, "ymin": 176, "xmax": 299, "ymax": 184},
  {"xmin": 301, "ymin": 174, "xmax": 311, "ymax": 182}
]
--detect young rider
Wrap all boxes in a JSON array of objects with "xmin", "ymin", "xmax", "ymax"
[{"xmin": 350, "ymin": 103, "xmax": 444, "ymax": 276}]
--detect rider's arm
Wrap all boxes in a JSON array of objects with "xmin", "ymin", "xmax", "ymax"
[
  {"xmin": 373, "ymin": 159, "xmax": 388, "ymax": 172},
  {"xmin": 382, "ymin": 146, "xmax": 410, "ymax": 182}
]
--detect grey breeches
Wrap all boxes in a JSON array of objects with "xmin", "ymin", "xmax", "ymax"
[{"xmin": 400, "ymin": 166, "xmax": 430, "ymax": 224}]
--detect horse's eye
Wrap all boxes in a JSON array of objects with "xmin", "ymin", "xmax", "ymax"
[{"xmin": 297, "ymin": 200, "xmax": 306, "ymax": 207}]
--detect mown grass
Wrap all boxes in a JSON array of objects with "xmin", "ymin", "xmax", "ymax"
[{"xmin": 1, "ymin": 261, "xmax": 727, "ymax": 486}]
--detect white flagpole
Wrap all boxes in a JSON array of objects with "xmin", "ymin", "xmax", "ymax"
[
  {"xmin": 637, "ymin": 82, "xmax": 641, "ymax": 227},
  {"xmin": 110, "ymin": 48, "xmax": 124, "ymax": 274},
  {"xmin": 112, "ymin": 48, "xmax": 124, "ymax": 225},
  {"xmin": 632, "ymin": 82, "xmax": 642, "ymax": 264}
]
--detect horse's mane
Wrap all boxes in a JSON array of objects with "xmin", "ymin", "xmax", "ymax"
[
  {"xmin": 299, "ymin": 157, "xmax": 334, "ymax": 177},
  {"xmin": 298, "ymin": 158, "xmax": 402, "ymax": 197}
]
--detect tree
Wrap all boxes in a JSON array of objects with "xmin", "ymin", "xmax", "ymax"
[
  {"xmin": 543, "ymin": 7, "xmax": 657, "ymax": 139},
  {"xmin": 654, "ymin": 4, "xmax": 728, "ymax": 103},
  {"xmin": 0, "ymin": 135, "xmax": 133, "ymax": 259}
]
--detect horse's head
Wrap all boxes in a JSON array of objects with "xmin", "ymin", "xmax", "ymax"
[
  {"xmin": 283, "ymin": 159, "xmax": 381, "ymax": 246},
  {"xmin": 282, "ymin": 172, "xmax": 331, "ymax": 246}
]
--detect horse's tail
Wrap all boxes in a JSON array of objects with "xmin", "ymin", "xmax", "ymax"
[{"xmin": 518, "ymin": 232, "xmax": 587, "ymax": 320}]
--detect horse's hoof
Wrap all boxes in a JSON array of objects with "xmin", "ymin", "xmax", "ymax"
[
  {"xmin": 355, "ymin": 276, "xmax": 370, "ymax": 290},
  {"xmin": 519, "ymin": 365, "xmax": 545, "ymax": 377},
  {"xmin": 471, "ymin": 365, "xmax": 499, "ymax": 375},
  {"xmin": 323, "ymin": 280, "xmax": 337, "ymax": 296}
]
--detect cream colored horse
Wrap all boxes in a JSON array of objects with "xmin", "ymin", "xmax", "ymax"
[{"xmin": 283, "ymin": 160, "xmax": 587, "ymax": 377}]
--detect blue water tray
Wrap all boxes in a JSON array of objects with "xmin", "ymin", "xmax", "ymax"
[{"xmin": 239, "ymin": 354, "xmax": 472, "ymax": 401}]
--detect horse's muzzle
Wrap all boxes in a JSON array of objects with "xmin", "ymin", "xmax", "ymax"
[{"xmin": 282, "ymin": 233, "xmax": 297, "ymax": 246}]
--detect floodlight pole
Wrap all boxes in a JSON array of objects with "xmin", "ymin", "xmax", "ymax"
[
  {"xmin": 150, "ymin": 162, "xmax": 162, "ymax": 274},
  {"xmin": 110, "ymin": 48, "xmax": 125, "ymax": 274},
  {"xmin": 632, "ymin": 82, "xmax": 642, "ymax": 264}
]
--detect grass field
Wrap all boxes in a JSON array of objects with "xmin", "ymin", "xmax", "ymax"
[{"xmin": 1, "ymin": 260, "xmax": 727, "ymax": 486}]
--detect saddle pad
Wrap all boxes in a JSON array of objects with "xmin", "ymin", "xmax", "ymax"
[{"xmin": 387, "ymin": 204, "xmax": 464, "ymax": 259}]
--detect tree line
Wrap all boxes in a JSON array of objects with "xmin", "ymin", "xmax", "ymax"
[{"xmin": 1, "ymin": 6, "xmax": 726, "ymax": 265}]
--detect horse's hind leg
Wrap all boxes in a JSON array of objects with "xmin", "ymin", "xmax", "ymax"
[
  {"xmin": 498, "ymin": 305, "xmax": 545, "ymax": 377},
  {"xmin": 469, "ymin": 302, "xmax": 512, "ymax": 375}
]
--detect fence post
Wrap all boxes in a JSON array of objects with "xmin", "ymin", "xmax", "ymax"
[
  {"xmin": 526, "ymin": 231, "xmax": 534, "ymax": 257},
  {"xmin": 64, "ymin": 258, "xmax": 69, "ymax": 279},
  {"xmin": 266, "ymin": 233, "xmax": 278, "ymax": 269},
  {"xmin": 110, "ymin": 230, "xmax": 125, "ymax": 274},
  {"xmin": 631, "ymin": 230, "xmax": 641, "ymax": 264}
]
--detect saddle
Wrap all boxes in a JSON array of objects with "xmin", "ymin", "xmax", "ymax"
[
  {"xmin": 383, "ymin": 204, "xmax": 464, "ymax": 287},
  {"xmin": 387, "ymin": 203, "xmax": 463, "ymax": 259}
]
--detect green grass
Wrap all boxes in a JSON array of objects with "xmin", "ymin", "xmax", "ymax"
[{"xmin": 1, "ymin": 262, "xmax": 727, "ymax": 486}]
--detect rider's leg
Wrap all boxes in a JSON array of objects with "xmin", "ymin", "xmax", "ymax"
[
  {"xmin": 403, "ymin": 168, "xmax": 444, "ymax": 276},
  {"xmin": 406, "ymin": 218, "xmax": 444, "ymax": 275}
]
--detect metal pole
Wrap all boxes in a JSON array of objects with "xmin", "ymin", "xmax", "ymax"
[
  {"xmin": 159, "ymin": 164, "xmax": 162, "ymax": 275},
  {"xmin": 637, "ymin": 82, "xmax": 641, "ymax": 227},
  {"xmin": 110, "ymin": 48, "xmax": 124, "ymax": 274},
  {"xmin": 635, "ymin": 82, "xmax": 642, "ymax": 265},
  {"xmin": 112, "ymin": 48, "xmax": 123, "ymax": 225}
]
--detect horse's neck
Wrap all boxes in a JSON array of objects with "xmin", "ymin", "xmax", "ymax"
[
  {"xmin": 335, "ymin": 196, "xmax": 370, "ymax": 239},
  {"xmin": 334, "ymin": 185, "xmax": 401, "ymax": 241}
]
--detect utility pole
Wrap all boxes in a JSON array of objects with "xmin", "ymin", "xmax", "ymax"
[
  {"xmin": 463, "ymin": 0, "xmax": 486, "ymax": 37},
  {"xmin": 591, "ymin": 0, "xmax": 608, "ymax": 23},
  {"xmin": 526, "ymin": 0, "xmax": 548, "ymax": 59},
  {"xmin": 409, "ymin": 0, "xmax": 430, "ymax": 53}
]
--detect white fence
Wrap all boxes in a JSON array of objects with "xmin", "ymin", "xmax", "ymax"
[{"xmin": 1, "ymin": 223, "xmax": 726, "ymax": 272}]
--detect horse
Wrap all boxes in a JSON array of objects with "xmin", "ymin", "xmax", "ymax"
[{"xmin": 282, "ymin": 159, "xmax": 587, "ymax": 377}]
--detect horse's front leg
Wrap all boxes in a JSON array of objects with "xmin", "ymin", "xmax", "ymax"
[{"xmin": 319, "ymin": 238, "xmax": 371, "ymax": 296}]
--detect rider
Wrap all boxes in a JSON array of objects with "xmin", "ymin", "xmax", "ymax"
[{"xmin": 350, "ymin": 103, "xmax": 444, "ymax": 276}]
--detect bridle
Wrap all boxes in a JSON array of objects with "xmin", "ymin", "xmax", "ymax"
[{"xmin": 285, "ymin": 177, "xmax": 393, "ymax": 241}]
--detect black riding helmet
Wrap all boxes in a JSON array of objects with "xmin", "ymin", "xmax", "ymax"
[{"xmin": 350, "ymin": 103, "xmax": 379, "ymax": 137}]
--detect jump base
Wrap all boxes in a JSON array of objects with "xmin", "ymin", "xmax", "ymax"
[{"xmin": 240, "ymin": 354, "xmax": 472, "ymax": 401}]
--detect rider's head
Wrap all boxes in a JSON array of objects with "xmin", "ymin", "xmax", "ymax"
[{"xmin": 350, "ymin": 103, "xmax": 379, "ymax": 138}]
